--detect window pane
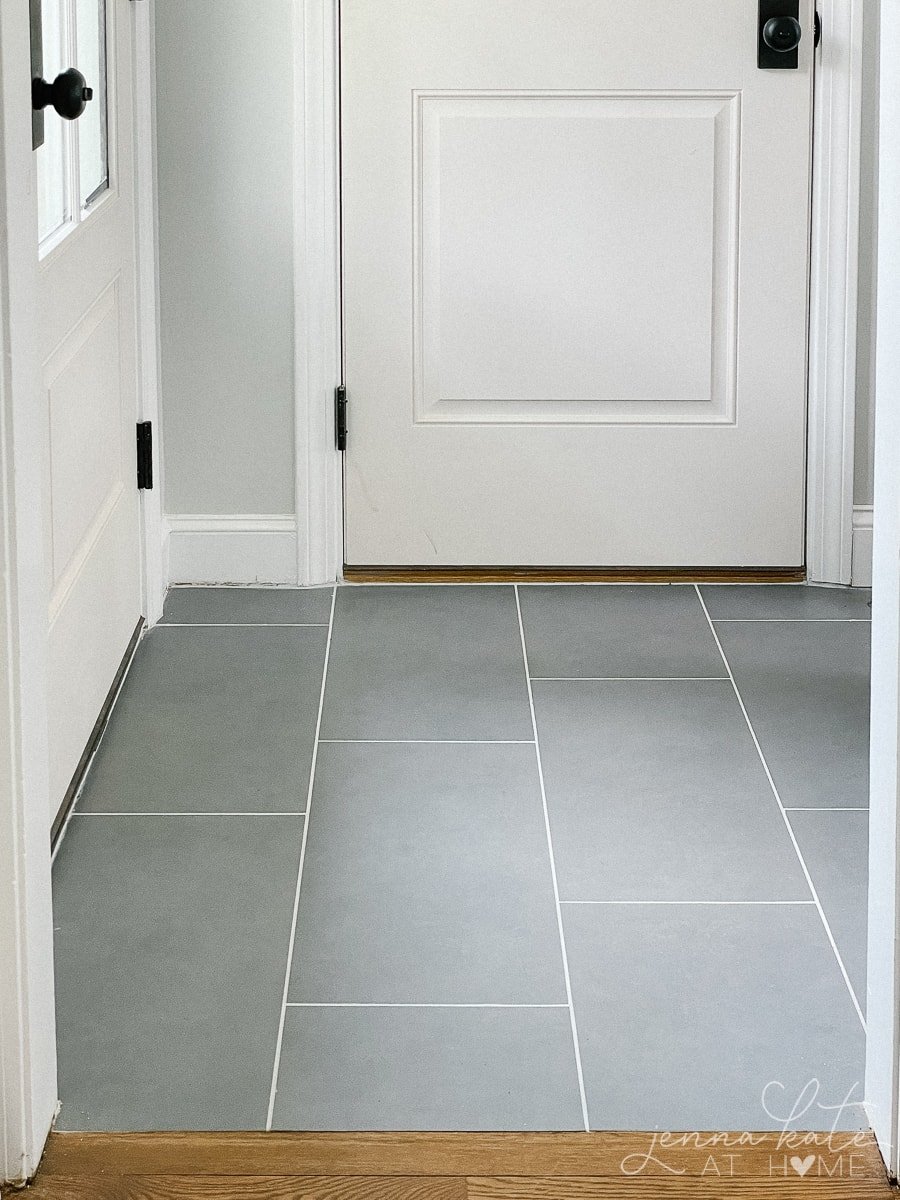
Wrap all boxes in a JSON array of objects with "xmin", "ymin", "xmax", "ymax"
[
  {"xmin": 36, "ymin": 0, "xmax": 69, "ymax": 242},
  {"xmin": 75, "ymin": 0, "xmax": 108, "ymax": 207}
]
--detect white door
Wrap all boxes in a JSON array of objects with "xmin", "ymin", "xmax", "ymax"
[
  {"xmin": 341, "ymin": 0, "xmax": 815, "ymax": 569},
  {"xmin": 36, "ymin": 0, "xmax": 143, "ymax": 817}
]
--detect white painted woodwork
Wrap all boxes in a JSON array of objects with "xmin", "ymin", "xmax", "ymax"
[
  {"xmin": 0, "ymin": 0, "xmax": 58, "ymax": 1181},
  {"xmin": 341, "ymin": 0, "xmax": 815, "ymax": 568},
  {"xmin": 866, "ymin": 0, "xmax": 900, "ymax": 1169},
  {"xmin": 38, "ymin": 0, "xmax": 142, "ymax": 816}
]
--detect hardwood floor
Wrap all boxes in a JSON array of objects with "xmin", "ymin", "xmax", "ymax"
[{"xmin": 19, "ymin": 1132, "xmax": 896, "ymax": 1199}]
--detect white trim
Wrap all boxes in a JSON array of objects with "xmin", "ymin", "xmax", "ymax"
[
  {"xmin": 865, "ymin": 0, "xmax": 900, "ymax": 1170},
  {"xmin": 514, "ymin": 585, "xmax": 590, "ymax": 1133},
  {"xmin": 695, "ymin": 585, "xmax": 866, "ymax": 1029},
  {"xmin": 0, "ymin": 1, "xmax": 57, "ymax": 1183},
  {"xmin": 132, "ymin": 0, "xmax": 166, "ymax": 624},
  {"xmin": 807, "ymin": 0, "xmax": 865, "ymax": 585},
  {"xmin": 165, "ymin": 515, "xmax": 300, "ymax": 584},
  {"xmin": 293, "ymin": 0, "xmax": 343, "ymax": 586},
  {"xmin": 852, "ymin": 503, "xmax": 875, "ymax": 587}
]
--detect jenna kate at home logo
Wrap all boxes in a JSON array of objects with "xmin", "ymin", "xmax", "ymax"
[{"xmin": 619, "ymin": 1080, "xmax": 870, "ymax": 1179}]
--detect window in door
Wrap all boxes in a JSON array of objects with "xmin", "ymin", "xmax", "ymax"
[{"xmin": 36, "ymin": 0, "xmax": 109, "ymax": 255}]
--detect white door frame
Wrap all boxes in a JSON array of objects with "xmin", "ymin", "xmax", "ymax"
[
  {"xmin": 865, "ymin": 0, "xmax": 900, "ymax": 1171},
  {"xmin": 295, "ymin": 0, "xmax": 865, "ymax": 585},
  {"xmin": 807, "ymin": 0, "xmax": 864, "ymax": 585},
  {"xmin": 133, "ymin": 0, "xmax": 166, "ymax": 625},
  {"xmin": 0, "ymin": 0, "xmax": 888, "ymax": 1184},
  {"xmin": 0, "ymin": 0, "xmax": 59, "ymax": 1183}
]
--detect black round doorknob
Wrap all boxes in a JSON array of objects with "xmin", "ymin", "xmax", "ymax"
[
  {"xmin": 32, "ymin": 68, "xmax": 94, "ymax": 121},
  {"xmin": 762, "ymin": 16, "xmax": 802, "ymax": 53}
]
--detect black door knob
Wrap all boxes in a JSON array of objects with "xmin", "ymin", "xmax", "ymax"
[
  {"xmin": 32, "ymin": 68, "xmax": 93, "ymax": 121},
  {"xmin": 762, "ymin": 16, "xmax": 802, "ymax": 53}
]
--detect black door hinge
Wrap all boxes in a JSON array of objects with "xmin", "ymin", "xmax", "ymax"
[
  {"xmin": 136, "ymin": 421, "xmax": 153, "ymax": 489},
  {"xmin": 815, "ymin": 10, "xmax": 822, "ymax": 48},
  {"xmin": 335, "ymin": 385, "xmax": 348, "ymax": 451}
]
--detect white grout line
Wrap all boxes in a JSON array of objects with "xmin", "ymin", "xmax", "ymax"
[
  {"xmin": 71, "ymin": 812, "xmax": 305, "ymax": 818},
  {"xmin": 711, "ymin": 618, "xmax": 871, "ymax": 624},
  {"xmin": 785, "ymin": 807, "xmax": 869, "ymax": 813},
  {"xmin": 156, "ymin": 622, "xmax": 330, "ymax": 629},
  {"xmin": 560, "ymin": 899, "xmax": 817, "ymax": 906},
  {"xmin": 285, "ymin": 1002, "xmax": 570, "ymax": 1009},
  {"xmin": 317, "ymin": 739, "xmax": 535, "ymax": 745},
  {"xmin": 266, "ymin": 585, "xmax": 337, "ymax": 1131},
  {"xmin": 514, "ymin": 584, "xmax": 591, "ymax": 1133},
  {"xmin": 530, "ymin": 677, "xmax": 731, "ymax": 683},
  {"xmin": 694, "ymin": 584, "xmax": 867, "ymax": 1031}
]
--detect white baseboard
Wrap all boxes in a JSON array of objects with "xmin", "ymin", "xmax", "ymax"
[
  {"xmin": 164, "ymin": 515, "xmax": 299, "ymax": 585},
  {"xmin": 851, "ymin": 505, "xmax": 874, "ymax": 588}
]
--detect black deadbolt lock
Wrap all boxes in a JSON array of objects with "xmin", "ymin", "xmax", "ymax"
[
  {"xmin": 758, "ymin": 0, "xmax": 802, "ymax": 69},
  {"xmin": 32, "ymin": 68, "xmax": 93, "ymax": 121}
]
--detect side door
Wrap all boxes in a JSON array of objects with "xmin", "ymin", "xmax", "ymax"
[
  {"xmin": 341, "ymin": 0, "xmax": 815, "ymax": 569},
  {"xmin": 35, "ymin": 0, "xmax": 143, "ymax": 821}
]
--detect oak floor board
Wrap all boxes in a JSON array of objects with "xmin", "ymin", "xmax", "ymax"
[{"xmin": 25, "ymin": 1132, "xmax": 894, "ymax": 1199}]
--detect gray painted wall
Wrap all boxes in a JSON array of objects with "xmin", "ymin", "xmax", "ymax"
[
  {"xmin": 154, "ymin": 2, "xmax": 877, "ymax": 518},
  {"xmin": 856, "ymin": 0, "xmax": 879, "ymax": 508},
  {"xmin": 155, "ymin": 0, "xmax": 295, "ymax": 516}
]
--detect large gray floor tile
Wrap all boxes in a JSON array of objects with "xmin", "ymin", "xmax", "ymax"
[
  {"xmin": 519, "ymin": 586, "xmax": 724, "ymax": 678},
  {"xmin": 701, "ymin": 584, "xmax": 872, "ymax": 620},
  {"xmin": 53, "ymin": 815, "xmax": 301, "ymax": 1130},
  {"xmin": 321, "ymin": 586, "xmax": 531, "ymax": 740},
  {"xmin": 272, "ymin": 1005, "xmax": 583, "ymax": 1130},
  {"xmin": 789, "ymin": 810, "xmax": 868, "ymax": 1012},
  {"xmin": 534, "ymin": 681, "xmax": 808, "ymax": 901},
  {"xmin": 288, "ymin": 743, "xmax": 565, "ymax": 1003},
  {"xmin": 161, "ymin": 586, "xmax": 333, "ymax": 625},
  {"xmin": 716, "ymin": 622, "xmax": 870, "ymax": 810},
  {"xmin": 564, "ymin": 904, "xmax": 866, "ymax": 1131},
  {"xmin": 78, "ymin": 627, "xmax": 326, "ymax": 813}
]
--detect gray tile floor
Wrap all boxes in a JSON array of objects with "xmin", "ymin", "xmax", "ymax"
[{"xmin": 52, "ymin": 583, "xmax": 871, "ymax": 1133}]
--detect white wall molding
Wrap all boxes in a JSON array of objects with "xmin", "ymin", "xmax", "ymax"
[
  {"xmin": 165, "ymin": 515, "xmax": 300, "ymax": 584},
  {"xmin": 0, "ymin": 0, "xmax": 58, "ymax": 1182},
  {"xmin": 293, "ymin": 0, "xmax": 343, "ymax": 586},
  {"xmin": 807, "ymin": 0, "xmax": 865, "ymax": 584},
  {"xmin": 852, "ymin": 503, "xmax": 874, "ymax": 586}
]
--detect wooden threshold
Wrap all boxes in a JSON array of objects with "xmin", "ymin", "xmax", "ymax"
[
  {"xmin": 343, "ymin": 566, "xmax": 808, "ymax": 584},
  {"xmin": 22, "ymin": 1131, "xmax": 895, "ymax": 1199}
]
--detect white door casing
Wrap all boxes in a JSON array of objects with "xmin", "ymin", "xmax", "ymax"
[
  {"xmin": 0, "ymin": 0, "xmax": 58, "ymax": 1184},
  {"xmin": 340, "ymin": 0, "xmax": 815, "ymax": 569},
  {"xmin": 38, "ymin": 0, "xmax": 143, "ymax": 817}
]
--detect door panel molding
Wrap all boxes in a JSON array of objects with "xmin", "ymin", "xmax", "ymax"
[{"xmin": 412, "ymin": 89, "xmax": 741, "ymax": 427}]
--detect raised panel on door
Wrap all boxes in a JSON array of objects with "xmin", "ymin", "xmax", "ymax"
[
  {"xmin": 341, "ymin": 0, "xmax": 814, "ymax": 568},
  {"xmin": 415, "ymin": 91, "xmax": 739, "ymax": 425}
]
